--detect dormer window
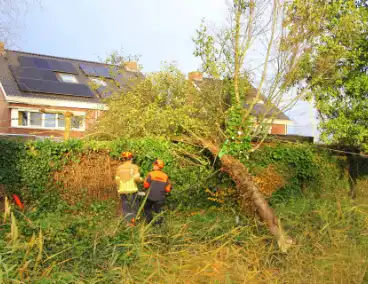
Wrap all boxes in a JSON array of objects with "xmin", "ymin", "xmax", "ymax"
[
  {"xmin": 90, "ymin": 77, "xmax": 107, "ymax": 87},
  {"xmin": 58, "ymin": 73, "xmax": 78, "ymax": 83}
]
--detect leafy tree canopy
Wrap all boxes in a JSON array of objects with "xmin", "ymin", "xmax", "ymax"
[
  {"xmin": 286, "ymin": 0, "xmax": 368, "ymax": 149},
  {"xmin": 92, "ymin": 64, "xmax": 226, "ymax": 140}
]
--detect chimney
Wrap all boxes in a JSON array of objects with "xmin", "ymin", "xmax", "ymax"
[
  {"xmin": 188, "ymin": 71, "xmax": 203, "ymax": 82},
  {"xmin": 0, "ymin": 42, "xmax": 5, "ymax": 57},
  {"xmin": 124, "ymin": 61, "xmax": 138, "ymax": 72}
]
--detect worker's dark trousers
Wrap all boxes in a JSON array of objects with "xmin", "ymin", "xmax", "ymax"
[
  {"xmin": 144, "ymin": 199, "xmax": 165, "ymax": 225},
  {"xmin": 121, "ymin": 193, "xmax": 139, "ymax": 223}
]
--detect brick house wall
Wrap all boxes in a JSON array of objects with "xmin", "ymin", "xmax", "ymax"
[
  {"xmin": 0, "ymin": 87, "xmax": 10, "ymax": 133},
  {"xmin": 6, "ymin": 103, "xmax": 101, "ymax": 138}
]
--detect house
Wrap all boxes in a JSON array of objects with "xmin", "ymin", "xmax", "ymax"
[
  {"xmin": 0, "ymin": 42, "xmax": 291, "ymax": 140},
  {"xmin": 0, "ymin": 42, "xmax": 142, "ymax": 139},
  {"xmin": 188, "ymin": 72, "xmax": 292, "ymax": 135}
]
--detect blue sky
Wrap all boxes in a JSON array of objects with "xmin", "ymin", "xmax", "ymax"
[
  {"xmin": 8, "ymin": 0, "xmax": 317, "ymax": 137},
  {"xmin": 12, "ymin": 0, "xmax": 227, "ymax": 72}
]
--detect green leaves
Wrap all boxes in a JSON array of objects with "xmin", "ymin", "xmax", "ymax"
[
  {"xmin": 286, "ymin": 0, "xmax": 368, "ymax": 150},
  {"xmin": 94, "ymin": 63, "xmax": 223, "ymax": 140},
  {"xmin": 0, "ymin": 138, "xmax": 222, "ymax": 210},
  {"xmin": 248, "ymin": 143, "xmax": 321, "ymax": 184},
  {"xmin": 220, "ymin": 106, "xmax": 252, "ymax": 162},
  {"xmin": 0, "ymin": 139, "xmax": 83, "ymax": 201}
]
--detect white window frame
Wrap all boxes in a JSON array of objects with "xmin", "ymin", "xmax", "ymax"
[
  {"xmin": 43, "ymin": 112, "xmax": 60, "ymax": 128},
  {"xmin": 90, "ymin": 77, "xmax": 107, "ymax": 87},
  {"xmin": 57, "ymin": 73, "xmax": 79, "ymax": 84},
  {"xmin": 11, "ymin": 108, "xmax": 86, "ymax": 131}
]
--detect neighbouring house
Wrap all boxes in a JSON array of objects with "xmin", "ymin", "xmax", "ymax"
[
  {"xmin": 0, "ymin": 42, "xmax": 292, "ymax": 140},
  {"xmin": 188, "ymin": 72, "xmax": 292, "ymax": 135},
  {"xmin": 0, "ymin": 42, "xmax": 142, "ymax": 139}
]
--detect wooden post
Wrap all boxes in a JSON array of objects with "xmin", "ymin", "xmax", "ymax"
[
  {"xmin": 64, "ymin": 112, "xmax": 73, "ymax": 141},
  {"xmin": 40, "ymin": 109, "xmax": 74, "ymax": 141}
]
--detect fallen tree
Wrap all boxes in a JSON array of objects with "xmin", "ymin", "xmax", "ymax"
[
  {"xmin": 92, "ymin": 0, "xmax": 326, "ymax": 252},
  {"xmin": 198, "ymin": 139, "xmax": 293, "ymax": 252}
]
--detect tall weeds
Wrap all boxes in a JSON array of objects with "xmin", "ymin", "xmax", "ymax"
[{"xmin": 1, "ymin": 191, "xmax": 367, "ymax": 283}]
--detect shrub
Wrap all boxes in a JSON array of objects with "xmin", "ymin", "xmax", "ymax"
[
  {"xmin": 0, "ymin": 138, "xmax": 224, "ymax": 210},
  {"xmin": 0, "ymin": 138, "xmax": 361, "ymax": 210},
  {"xmin": 246, "ymin": 143, "xmax": 350, "ymax": 203}
]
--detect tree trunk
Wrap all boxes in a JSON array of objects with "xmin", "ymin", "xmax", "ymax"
[
  {"xmin": 233, "ymin": 1, "xmax": 242, "ymax": 104},
  {"xmin": 201, "ymin": 139, "xmax": 294, "ymax": 252}
]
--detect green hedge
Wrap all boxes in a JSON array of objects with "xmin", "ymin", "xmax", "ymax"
[
  {"xmin": 0, "ymin": 138, "xmax": 360, "ymax": 209},
  {"xmin": 246, "ymin": 143, "xmax": 351, "ymax": 203},
  {"xmin": 0, "ymin": 138, "xmax": 229, "ymax": 209}
]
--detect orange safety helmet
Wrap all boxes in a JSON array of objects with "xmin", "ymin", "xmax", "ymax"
[
  {"xmin": 153, "ymin": 159, "xmax": 165, "ymax": 169},
  {"xmin": 121, "ymin": 152, "xmax": 133, "ymax": 159}
]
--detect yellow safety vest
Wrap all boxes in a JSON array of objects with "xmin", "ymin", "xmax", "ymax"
[{"xmin": 116, "ymin": 167, "xmax": 139, "ymax": 194}]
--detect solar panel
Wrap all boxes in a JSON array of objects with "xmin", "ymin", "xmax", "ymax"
[
  {"xmin": 33, "ymin": 58, "xmax": 50, "ymax": 69},
  {"xmin": 48, "ymin": 60, "xmax": 62, "ymax": 71},
  {"xmin": 95, "ymin": 66, "xmax": 112, "ymax": 78},
  {"xmin": 96, "ymin": 86, "xmax": 115, "ymax": 98},
  {"xmin": 18, "ymin": 56, "xmax": 36, "ymax": 68},
  {"xmin": 79, "ymin": 63, "xmax": 113, "ymax": 78},
  {"xmin": 9, "ymin": 66, "xmax": 59, "ymax": 82},
  {"xmin": 49, "ymin": 60, "xmax": 78, "ymax": 74},
  {"xmin": 79, "ymin": 63, "xmax": 98, "ymax": 76},
  {"xmin": 113, "ymin": 69, "xmax": 141, "ymax": 88},
  {"xmin": 18, "ymin": 56, "xmax": 78, "ymax": 74},
  {"xmin": 15, "ymin": 78, "xmax": 95, "ymax": 98}
]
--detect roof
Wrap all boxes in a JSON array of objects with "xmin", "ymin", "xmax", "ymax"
[
  {"xmin": 0, "ymin": 49, "xmax": 144, "ymax": 104},
  {"xmin": 192, "ymin": 79, "xmax": 290, "ymax": 121}
]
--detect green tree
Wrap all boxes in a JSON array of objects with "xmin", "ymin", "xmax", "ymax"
[
  {"xmin": 96, "ymin": 0, "xmax": 322, "ymax": 251},
  {"xmin": 93, "ymin": 63, "xmax": 225, "ymax": 139},
  {"xmin": 285, "ymin": 0, "xmax": 368, "ymax": 150}
]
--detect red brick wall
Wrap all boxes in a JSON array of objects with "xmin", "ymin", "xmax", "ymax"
[
  {"xmin": 9, "ymin": 127, "xmax": 84, "ymax": 138},
  {"xmin": 271, "ymin": 124, "xmax": 286, "ymax": 135},
  {"xmin": 0, "ymin": 88, "xmax": 10, "ymax": 133}
]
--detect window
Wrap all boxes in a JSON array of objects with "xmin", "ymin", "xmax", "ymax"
[
  {"xmin": 44, "ymin": 113, "xmax": 56, "ymax": 128},
  {"xmin": 15, "ymin": 110, "xmax": 84, "ymax": 130},
  {"xmin": 71, "ymin": 116, "xmax": 83, "ymax": 129},
  {"xmin": 30, "ymin": 112, "xmax": 42, "ymax": 126},
  {"xmin": 58, "ymin": 114, "xmax": 65, "ymax": 128},
  {"xmin": 18, "ymin": 111, "xmax": 28, "ymax": 126},
  {"xmin": 90, "ymin": 77, "xmax": 107, "ymax": 87},
  {"xmin": 58, "ymin": 73, "xmax": 78, "ymax": 83}
]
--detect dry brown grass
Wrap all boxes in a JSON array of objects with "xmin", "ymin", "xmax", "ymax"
[
  {"xmin": 253, "ymin": 165, "xmax": 286, "ymax": 197},
  {"xmin": 116, "ymin": 207, "xmax": 368, "ymax": 284},
  {"xmin": 54, "ymin": 151, "xmax": 121, "ymax": 212}
]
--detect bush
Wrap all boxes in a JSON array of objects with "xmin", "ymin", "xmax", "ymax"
[
  {"xmin": 0, "ymin": 138, "xmax": 361, "ymax": 210},
  {"xmin": 246, "ymin": 143, "xmax": 350, "ymax": 203},
  {"xmin": 0, "ymin": 138, "xmax": 228, "ymax": 210}
]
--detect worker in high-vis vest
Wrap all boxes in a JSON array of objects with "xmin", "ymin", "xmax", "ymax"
[
  {"xmin": 143, "ymin": 159, "xmax": 171, "ymax": 225},
  {"xmin": 115, "ymin": 152, "xmax": 143, "ymax": 226}
]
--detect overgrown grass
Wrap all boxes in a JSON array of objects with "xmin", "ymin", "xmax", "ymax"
[{"xmin": 1, "ymin": 188, "xmax": 367, "ymax": 283}]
